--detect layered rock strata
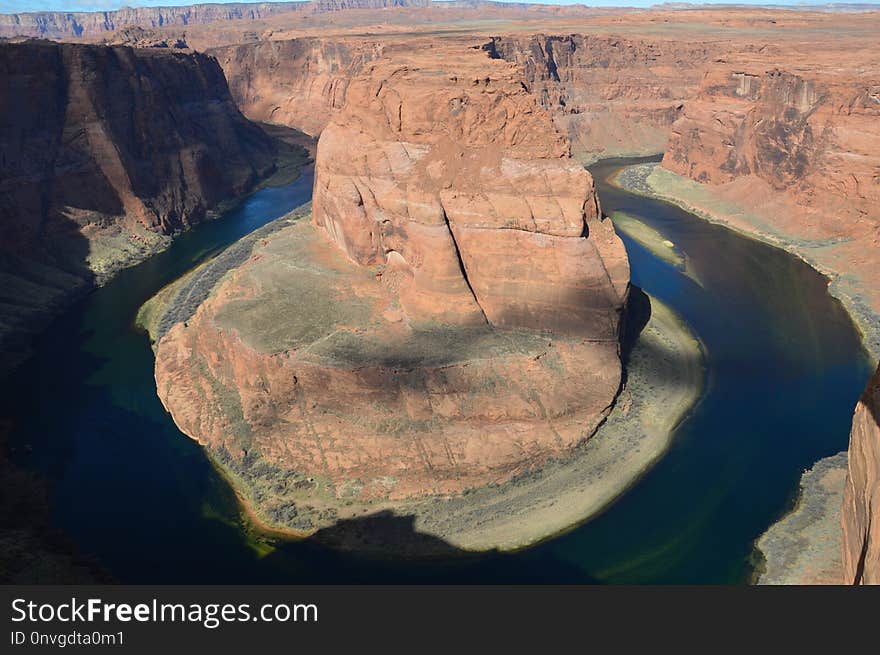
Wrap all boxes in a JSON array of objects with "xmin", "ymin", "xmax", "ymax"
[
  {"xmin": 209, "ymin": 38, "xmax": 383, "ymax": 136},
  {"xmin": 662, "ymin": 67, "xmax": 880, "ymax": 318},
  {"xmin": 484, "ymin": 35, "xmax": 713, "ymax": 162},
  {"xmin": 0, "ymin": 1, "xmax": 436, "ymax": 40},
  {"xmin": 0, "ymin": 40, "xmax": 281, "ymax": 375},
  {"xmin": 152, "ymin": 46, "xmax": 629, "ymax": 528},
  {"xmin": 664, "ymin": 67, "xmax": 880, "ymax": 224},
  {"xmin": 214, "ymin": 33, "xmax": 713, "ymax": 161},
  {"xmin": 311, "ymin": 45, "xmax": 629, "ymax": 336},
  {"xmin": 0, "ymin": 3, "xmax": 299, "ymax": 40}
]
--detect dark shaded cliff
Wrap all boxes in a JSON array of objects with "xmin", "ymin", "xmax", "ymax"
[
  {"xmin": 0, "ymin": 40, "xmax": 281, "ymax": 376},
  {"xmin": 842, "ymin": 364, "xmax": 880, "ymax": 584}
]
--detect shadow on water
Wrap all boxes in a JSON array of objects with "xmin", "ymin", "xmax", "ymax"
[
  {"xmin": 257, "ymin": 512, "xmax": 601, "ymax": 584},
  {"xmin": 0, "ymin": 177, "xmax": 103, "ymax": 581},
  {"xmin": 0, "ymin": 169, "xmax": 316, "ymax": 583}
]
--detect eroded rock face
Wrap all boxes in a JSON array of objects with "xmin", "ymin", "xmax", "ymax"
[
  {"xmin": 209, "ymin": 38, "xmax": 383, "ymax": 136},
  {"xmin": 99, "ymin": 26, "xmax": 189, "ymax": 49},
  {"xmin": 663, "ymin": 67, "xmax": 880, "ymax": 225},
  {"xmin": 155, "ymin": 222, "xmax": 625, "ymax": 504},
  {"xmin": 153, "ymin": 45, "xmax": 629, "ymax": 523},
  {"xmin": 212, "ymin": 32, "xmax": 712, "ymax": 163},
  {"xmin": 842, "ymin": 364, "xmax": 880, "ymax": 584},
  {"xmin": 0, "ymin": 40, "xmax": 278, "ymax": 375},
  {"xmin": 313, "ymin": 46, "xmax": 629, "ymax": 337},
  {"xmin": 0, "ymin": 40, "xmax": 277, "ymax": 264},
  {"xmin": 483, "ymin": 35, "xmax": 712, "ymax": 161}
]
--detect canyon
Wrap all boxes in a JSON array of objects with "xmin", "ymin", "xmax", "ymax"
[
  {"xmin": 208, "ymin": 33, "xmax": 712, "ymax": 162},
  {"xmin": 201, "ymin": 13, "xmax": 880, "ymax": 572},
  {"xmin": 0, "ymin": 2, "xmax": 878, "ymax": 580},
  {"xmin": 0, "ymin": 39, "xmax": 303, "ymax": 376},
  {"xmin": 482, "ymin": 34, "xmax": 712, "ymax": 163},
  {"xmin": 661, "ymin": 64, "xmax": 880, "ymax": 351}
]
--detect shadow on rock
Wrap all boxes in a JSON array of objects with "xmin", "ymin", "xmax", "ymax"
[{"xmin": 619, "ymin": 285, "xmax": 652, "ymax": 382}]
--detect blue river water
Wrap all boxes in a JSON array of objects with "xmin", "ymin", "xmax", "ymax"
[{"xmin": 3, "ymin": 160, "xmax": 872, "ymax": 583}]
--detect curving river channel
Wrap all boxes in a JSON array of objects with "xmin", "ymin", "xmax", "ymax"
[{"xmin": 3, "ymin": 158, "xmax": 873, "ymax": 583}]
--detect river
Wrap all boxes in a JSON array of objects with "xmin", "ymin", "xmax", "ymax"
[{"xmin": 3, "ymin": 159, "xmax": 872, "ymax": 583}]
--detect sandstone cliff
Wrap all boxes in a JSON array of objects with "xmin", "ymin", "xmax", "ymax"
[
  {"xmin": 842, "ymin": 364, "xmax": 880, "ymax": 584},
  {"xmin": 658, "ymin": 65, "xmax": 880, "ymax": 353},
  {"xmin": 98, "ymin": 26, "xmax": 189, "ymax": 50},
  {"xmin": 312, "ymin": 44, "xmax": 629, "ymax": 335},
  {"xmin": 0, "ymin": 40, "xmax": 280, "ymax": 376},
  {"xmin": 209, "ymin": 38, "xmax": 382, "ymax": 136},
  {"xmin": 483, "ymin": 35, "xmax": 712, "ymax": 162},
  {"xmin": 664, "ymin": 67, "xmax": 880, "ymax": 231},
  {"xmin": 212, "ymin": 32, "xmax": 713, "ymax": 162},
  {"xmin": 152, "ymin": 45, "xmax": 629, "ymax": 530}
]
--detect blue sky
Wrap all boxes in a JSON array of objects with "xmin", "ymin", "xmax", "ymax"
[{"xmin": 0, "ymin": 1, "xmax": 870, "ymax": 14}]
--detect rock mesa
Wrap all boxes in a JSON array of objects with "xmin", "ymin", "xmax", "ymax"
[{"xmin": 153, "ymin": 45, "xmax": 629, "ymax": 525}]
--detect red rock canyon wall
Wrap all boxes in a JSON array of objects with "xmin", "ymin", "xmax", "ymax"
[
  {"xmin": 0, "ymin": 40, "xmax": 279, "ymax": 375},
  {"xmin": 843, "ymin": 365, "xmax": 880, "ymax": 584}
]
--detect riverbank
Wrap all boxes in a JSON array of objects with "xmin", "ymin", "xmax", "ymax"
[
  {"xmin": 402, "ymin": 295, "xmax": 705, "ymax": 553},
  {"xmin": 609, "ymin": 210, "xmax": 704, "ymax": 287},
  {"xmin": 610, "ymin": 162, "xmax": 874, "ymax": 584},
  {"xmin": 611, "ymin": 163, "xmax": 880, "ymax": 362},
  {"xmin": 136, "ymin": 203, "xmax": 313, "ymax": 344},
  {"xmin": 754, "ymin": 452, "xmax": 847, "ymax": 585},
  {"xmin": 227, "ymin": 298, "xmax": 700, "ymax": 554}
]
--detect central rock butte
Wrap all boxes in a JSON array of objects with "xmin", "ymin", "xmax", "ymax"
[{"xmin": 151, "ymin": 44, "xmax": 630, "ymax": 530}]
